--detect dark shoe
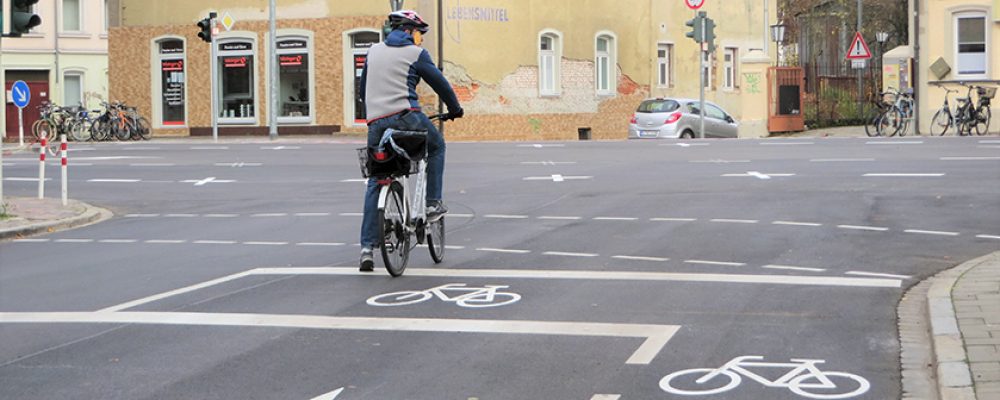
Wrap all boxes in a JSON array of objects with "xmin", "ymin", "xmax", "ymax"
[
  {"xmin": 426, "ymin": 201, "xmax": 448, "ymax": 221},
  {"xmin": 359, "ymin": 248, "xmax": 374, "ymax": 272}
]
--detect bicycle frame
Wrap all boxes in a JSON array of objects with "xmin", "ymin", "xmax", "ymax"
[
  {"xmin": 697, "ymin": 356, "xmax": 838, "ymax": 389},
  {"xmin": 376, "ymin": 158, "xmax": 428, "ymax": 239}
]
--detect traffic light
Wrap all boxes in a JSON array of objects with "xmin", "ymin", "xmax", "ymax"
[
  {"xmin": 704, "ymin": 17, "xmax": 717, "ymax": 53},
  {"xmin": 685, "ymin": 13, "xmax": 704, "ymax": 44},
  {"xmin": 8, "ymin": 0, "xmax": 42, "ymax": 37},
  {"xmin": 196, "ymin": 13, "xmax": 216, "ymax": 43}
]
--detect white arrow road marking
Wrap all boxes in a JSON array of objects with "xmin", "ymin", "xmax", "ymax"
[
  {"xmin": 310, "ymin": 388, "xmax": 344, "ymax": 400},
  {"xmin": 215, "ymin": 162, "xmax": 263, "ymax": 167},
  {"xmin": 183, "ymin": 177, "xmax": 236, "ymax": 186},
  {"xmin": 722, "ymin": 172, "xmax": 795, "ymax": 179}
]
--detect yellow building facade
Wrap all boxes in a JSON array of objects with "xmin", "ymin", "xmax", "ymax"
[{"xmin": 110, "ymin": 0, "xmax": 777, "ymax": 140}]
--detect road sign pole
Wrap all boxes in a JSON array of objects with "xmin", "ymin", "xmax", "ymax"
[
  {"xmin": 699, "ymin": 11, "xmax": 706, "ymax": 139},
  {"xmin": 268, "ymin": 0, "xmax": 278, "ymax": 141},
  {"xmin": 210, "ymin": 20, "xmax": 219, "ymax": 143},
  {"xmin": 856, "ymin": 0, "xmax": 863, "ymax": 121},
  {"xmin": 18, "ymin": 108, "xmax": 25, "ymax": 147}
]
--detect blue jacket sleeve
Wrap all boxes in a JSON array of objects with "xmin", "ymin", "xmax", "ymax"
[{"xmin": 413, "ymin": 49, "xmax": 462, "ymax": 113}]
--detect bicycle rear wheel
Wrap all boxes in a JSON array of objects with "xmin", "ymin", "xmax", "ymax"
[
  {"xmin": 863, "ymin": 109, "xmax": 881, "ymax": 137},
  {"xmin": 427, "ymin": 217, "xmax": 445, "ymax": 263},
  {"xmin": 974, "ymin": 106, "xmax": 991, "ymax": 136},
  {"xmin": 876, "ymin": 110, "xmax": 901, "ymax": 137},
  {"xmin": 135, "ymin": 117, "xmax": 152, "ymax": 140},
  {"xmin": 379, "ymin": 181, "xmax": 410, "ymax": 277},
  {"xmin": 929, "ymin": 109, "xmax": 952, "ymax": 136}
]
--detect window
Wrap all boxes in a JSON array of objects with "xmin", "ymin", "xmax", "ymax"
[
  {"xmin": 954, "ymin": 13, "xmax": 987, "ymax": 77},
  {"xmin": 595, "ymin": 34, "xmax": 616, "ymax": 95},
  {"xmin": 657, "ymin": 44, "xmax": 672, "ymax": 88},
  {"xmin": 62, "ymin": 0, "xmax": 82, "ymax": 32},
  {"xmin": 539, "ymin": 31, "xmax": 560, "ymax": 96},
  {"xmin": 348, "ymin": 31, "xmax": 380, "ymax": 123},
  {"xmin": 63, "ymin": 73, "xmax": 84, "ymax": 107},
  {"xmin": 157, "ymin": 39, "xmax": 186, "ymax": 126},
  {"xmin": 706, "ymin": 104, "xmax": 728, "ymax": 121},
  {"xmin": 104, "ymin": 0, "xmax": 109, "ymax": 32},
  {"xmin": 277, "ymin": 36, "xmax": 312, "ymax": 123},
  {"xmin": 724, "ymin": 48, "xmax": 738, "ymax": 90},
  {"xmin": 217, "ymin": 40, "xmax": 257, "ymax": 124}
]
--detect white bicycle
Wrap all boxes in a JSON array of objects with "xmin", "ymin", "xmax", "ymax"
[
  {"xmin": 366, "ymin": 283, "xmax": 521, "ymax": 308},
  {"xmin": 659, "ymin": 355, "xmax": 870, "ymax": 399}
]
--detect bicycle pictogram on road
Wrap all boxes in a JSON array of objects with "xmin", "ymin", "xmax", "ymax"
[{"xmin": 366, "ymin": 283, "xmax": 521, "ymax": 308}]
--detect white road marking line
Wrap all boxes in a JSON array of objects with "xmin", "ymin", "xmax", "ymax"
[
  {"xmin": 99, "ymin": 239, "xmax": 137, "ymax": 243},
  {"xmin": 484, "ymin": 214, "xmax": 530, "ymax": 219},
  {"xmin": 294, "ymin": 213, "xmax": 331, "ymax": 217},
  {"xmin": 863, "ymin": 173, "xmax": 945, "ymax": 177},
  {"xmin": 339, "ymin": 212, "xmax": 363, "ymax": 217},
  {"xmin": 689, "ymin": 159, "xmax": 751, "ymax": 163},
  {"xmin": 838, "ymin": 225, "xmax": 889, "ymax": 232},
  {"xmin": 476, "ymin": 248, "xmax": 531, "ymax": 254},
  {"xmin": 976, "ymin": 235, "xmax": 1000, "ymax": 240},
  {"xmin": 118, "ymin": 146, "xmax": 160, "ymax": 150},
  {"xmin": 904, "ymin": 229, "xmax": 959, "ymax": 236},
  {"xmin": 252, "ymin": 213, "xmax": 288, "ymax": 217},
  {"xmin": 251, "ymin": 267, "xmax": 904, "ymax": 288},
  {"xmin": 12, "ymin": 238, "xmax": 50, "ymax": 243},
  {"xmin": 773, "ymin": 221, "xmax": 823, "ymax": 227},
  {"xmin": 88, "ymin": 179, "xmax": 141, "ymax": 183},
  {"xmin": 0, "ymin": 311, "xmax": 678, "ymax": 366},
  {"xmin": 594, "ymin": 217, "xmax": 638, "ymax": 221},
  {"xmin": 664, "ymin": 142, "xmax": 709, "ymax": 147},
  {"xmin": 193, "ymin": 240, "xmax": 237, "ymax": 245},
  {"xmin": 846, "ymin": 271, "xmax": 912, "ymax": 279},
  {"xmin": 810, "ymin": 158, "xmax": 875, "ymax": 162},
  {"xmin": 182, "ymin": 177, "xmax": 236, "ymax": 186},
  {"xmin": 445, "ymin": 213, "xmax": 474, "ymax": 218},
  {"xmin": 340, "ymin": 179, "xmax": 367, "ymax": 183},
  {"xmin": 722, "ymin": 172, "xmax": 795, "ymax": 179},
  {"xmin": 684, "ymin": 260, "xmax": 746, "ymax": 267},
  {"xmin": 310, "ymin": 388, "xmax": 345, "ymax": 400},
  {"xmin": 980, "ymin": 140, "xmax": 1000, "ymax": 144},
  {"xmin": 978, "ymin": 145, "xmax": 1000, "ymax": 149},
  {"xmin": 710, "ymin": 219, "xmax": 759, "ymax": 224},
  {"xmin": 762, "ymin": 265, "xmax": 827, "ymax": 272},
  {"xmin": 940, "ymin": 156, "xmax": 1000, "ymax": 161},
  {"xmin": 99, "ymin": 270, "xmax": 257, "ymax": 312},
  {"xmin": 215, "ymin": 162, "xmax": 263, "ymax": 167},
  {"xmin": 651, "ymin": 217, "xmax": 697, "ymax": 222},
  {"xmin": 296, "ymin": 242, "xmax": 346, "ymax": 247},
  {"xmin": 164, "ymin": 214, "xmax": 197, "ymax": 218},
  {"xmin": 243, "ymin": 241, "xmax": 288, "ymax": 246},
  {"xmin": 55, "ymin": 239, "xmax": 93, "ymax": 243},
  {"xmin": 204, "ymin": 214, "xmax": 239, "ymax": 218},
  {"xmin": 539, "ymin": 216, "xmax": 583, "ymax": 220},
  {"xmin": 3, "ymin": 177, "xmax": 51, "ymax": 181},
  {"xmin": 761, "ymin": 142, "xmax": 814, "ymax": 145},
  {"xmin": 125, "ymin": 214, "xmax": 160, "ymax": 218},
  {"xmin": 552, "ymin": 174, "xmax": 564, "ymax": 182},
  {"xmin": 145, "ymin": 240, "xmax": 187, "ymax": 244},
  {"xmin": 523, "ymin": 175, "xmax": 593, "ymax": 181},
  {"xmin": 612, "ymin": 255, "xmax": 670, "ymax": 262},
  {"xmin": 544, "ymin": 251, "xmax": 600, "ymax": 257},
  {"xmin": 591, "ymin": 396, "xmax": 621, "ymax": 400},
  {"xmin": 517, "ymin": 144, "xmax": 566, "ymax": 148},
  {"xmin": 73, "ymin": 156, "xmax": 160, "ymax": 161},
  {"xmin": 866, "ymin": 141, "xmax": 923, "ymax": 145},
  {"xmin": 191, "ymin": 146, "xmax": 229, "ymax": 150},
  {"xmin": 520, "ymin": 161, "xmax": 578, "ymax": 165},
  {"xmin": 261, "ymin": 146, "xmax": 301, "ymax": 150},
  {"xmin": 129, "ymin": 163, "xmax": 175, "ymax": 167},
  {"xmin": 444, "ymin": 245, "xmax": 465, "ymax": 250}
]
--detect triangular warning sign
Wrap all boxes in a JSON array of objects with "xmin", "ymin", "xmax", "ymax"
[{"xmin": 846, "ymin": 32, "xmax": 872, "ymax": 60}]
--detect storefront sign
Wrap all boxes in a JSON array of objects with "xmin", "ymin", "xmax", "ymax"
[
  {"xmin": 161, "ymin": 60, "xmax": 184, "ymax": 72},
  {"xmin": 447, "ymin": 5, "xmax": 510, "ymax": 22},
  {"xmin": 280, "ymin": 54, "xmax": 305, "ymax": 67},
  {"xmin": 278, "ymin": 40, "xmax": 307, "ymax": 50},
  {"xmin": 160, "ymin": 40, "xmax": 184, "ymax": 54},
  {"xmin": 224, "ymin": 57, "xmax": 249, "ymax": 68},
  {"xmin": 220, "ymin": 42, "xmax": 252, "ymax": 52}
]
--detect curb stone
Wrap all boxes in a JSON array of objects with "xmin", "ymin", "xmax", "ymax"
[{"xmin": 0, "ymin": 200, "xmax": 113, "ymax": 240}]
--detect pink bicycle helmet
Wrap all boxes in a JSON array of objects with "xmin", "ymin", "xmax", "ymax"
[{"xmin": 388, "ymin": 10, "xmax": 429, "ymax": 33}]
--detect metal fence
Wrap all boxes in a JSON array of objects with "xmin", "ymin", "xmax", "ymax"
[{"xmin": 800, "ymin": 62, "xmax": 881, "ymax": 128}]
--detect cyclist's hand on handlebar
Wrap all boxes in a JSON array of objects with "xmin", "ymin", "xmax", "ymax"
[{"xmin": 443, "ymin": 108, "xmax": 464, "ymax": 121}]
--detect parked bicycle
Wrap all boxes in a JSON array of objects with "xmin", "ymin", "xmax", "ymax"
[
  {"xmin": 357, "ymin": 114, "xmax": 447, "ymax": 277},
  {"xmin": 930, "ymin": 83, "xmax": 995, "ymax": 136},
  {"xmin": 872, "ymin": 88, "xmax": 914, "ymax": 137},
  {"xmin": 91, "ymin": 101, "xmax": 151, "ymax": 141}
]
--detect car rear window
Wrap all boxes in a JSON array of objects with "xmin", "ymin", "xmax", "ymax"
[{"xmin": 637, "ymin": 100, "xmax": 680, "ymax": 113}]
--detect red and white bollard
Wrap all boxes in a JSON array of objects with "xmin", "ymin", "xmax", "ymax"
[
  {"xmin": 61, "ymin": 134, "xmax": 68, "ymax": 206},
  {"xmin": 38, "ymin": 137, "xmax": 46, "ymax": 199}
]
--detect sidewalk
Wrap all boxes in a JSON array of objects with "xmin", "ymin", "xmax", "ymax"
[
  {"xmin": 904, "ymin": 251, "xmax": 1000, "ymax": 400},
  {"xmin": 0, "ymin": 196, "xmax": 111, "ymax": 240}
]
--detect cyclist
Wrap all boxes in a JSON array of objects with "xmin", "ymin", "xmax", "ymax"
[{"xmin": 358, "ymin": 9, "xmax": 463, "ymax": 272}]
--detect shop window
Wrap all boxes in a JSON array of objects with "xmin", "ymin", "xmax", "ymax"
[
  {"xmin": 724, "ymin": 48, "xmax": 738, "ymax": 90},
  {"xmin": 217, "ymin": 40, "xmax": 256, "ymax": 124},
  {"xmin": 595, "ymin": 33, "xmax": 617, "ymax": 95},
  {"xmin": 538, "ymin": 31, "xmax": 561, "ymax": 96},
  {"xmin": 657, "ymin": 43, "xmax": 672, "ymax": 88},
  {"xmin": 954, "ymin": 12, "xmax": 988, "ymax": 77},
  {"xmin": 156, "ymin": 39, "xmax": 186, "ymax": 126},
  {"xmin": 276, "ymin": 37, "xmax": 312, "ymax": 123},
  {"xmin": 63, "ymin": 72, "xmax": 84, "ymax": 107},
  {"xmin": 349, "ymin": 31, "xmax": 380, "ymax": 123},
  {"xmin": 62, "ymin": 0, "xmax": 82, "ymax": 32}
]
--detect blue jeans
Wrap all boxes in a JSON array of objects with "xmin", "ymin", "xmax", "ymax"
[{"xmin": 360, "ymin": 111, "xmax": 445, "ymax": 248}]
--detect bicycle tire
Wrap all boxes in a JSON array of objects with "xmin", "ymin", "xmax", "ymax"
[
  {"xmin": 427, "ymin": 217, "xmax": 445, "ymax": 263},
  {"xmin": 90, "ymin": 119, "xmax": 107, "ymax": 141},
  {"xmin": 379, "ymin": 181, "xmax": 409, "ymax": 277},
  {"xmin": 929, "ymin": 109, "xmax": 952, "ymax": 136},
  {"xmin": 33, "ymin": 120, "xmax": 55, "ymax": 141},
  {"xmin": 68, "ymin": 120, "xmax": 90, "ymax": 142},
  {"xmin": 659, "ymin": 368, "xmax": 742, "ymax": 396},
  {"xmin": 863, "ymin": 110, "xmax": 881, "ymax": 137},
  {"xmin": 974, "ymin": 106, "xmax": 991, "ymax": 136},
  {"xmin": 136, "ymin": 117, "xmax": 152, "ymax": 140},
  {"xmin": 366, "ymin": 290, "xmax": 432, "ymax": 306},
  {"xmin": 456, "ymin": 292, "xmax": 520, "ymax": 308},
  {"xmin": 115, "ymin": 121, "xmax": 132, "ymax": 141},
  {"xmin": 875, "ymin": 110, "xmax": 900, "ymax": 137},
  {"xmin": 788, "ymin": 371, "xmax": 870, "ymax": 400}
]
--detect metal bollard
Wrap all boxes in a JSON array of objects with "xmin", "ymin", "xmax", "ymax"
[
  {"xmin": 38, "ymin": 138, "xmax": 46, "ymax": 199},
  {"xmin": 61, "ymin": 134, "xmax": 68, "ymax": 206}
]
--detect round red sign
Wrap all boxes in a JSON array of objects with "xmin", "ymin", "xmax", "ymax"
[{"xmin": 685, "ymin": 0, "xmax": 705, "ymax": 10}]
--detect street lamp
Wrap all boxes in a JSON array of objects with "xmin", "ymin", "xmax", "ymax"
[
  {"xmin": 875, "ymin": 32, "xmax": 890, "ymax": 91},
  {"xmin": 770, "ymin": 23, "xmax": 786, "ymax": 66}
]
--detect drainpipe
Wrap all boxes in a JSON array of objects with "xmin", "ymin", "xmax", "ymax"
[
  {"xmin": 912, "ymin": 0, "xmax": 920, "ymax": 135},
  {"xmin": 764, "ymin": 0, "xmax": 769, "ymax": 56},
  {"xmin": 55, "ymin": 0, "xmax": 61, "ymax": 86}
]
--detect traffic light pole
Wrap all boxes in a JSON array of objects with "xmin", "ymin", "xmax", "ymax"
[
  {"xmin": 210, "ymin": 17, "xmax": 219, "ymax": 143},
  {"xmin": 699, "ymin": 11, "xmax": 706, "ymax": 139}
]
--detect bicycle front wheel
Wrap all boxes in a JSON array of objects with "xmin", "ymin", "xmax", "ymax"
[
  {"xmin": 863, "ymin": 109, "xmax": 881, "ymax": 137},
  {"xmin": 427, "ymin": 218, "xmax": 445, "ymax": 263},
  {"xmin": 875, "ymin": 110, "xmax": 899, "ymax": 137},
  {"xmin": 974, "ymin": 106, "xmax": 991, "ymax": 136},
  {"xmin": 929, "ymin": 109, "xmax": 952, "ymax": 136},
  {"xmin": 379, "ymin": 181, "xmax": 409, "ymax": 277},
  {"xmin": 135, "ymin": 117, "xmax": 152, "ymax": 140}
]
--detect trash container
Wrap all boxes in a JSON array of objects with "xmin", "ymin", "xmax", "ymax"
[{"xmin": 578, "ymin": 127, "xmax": 591, "ymax": 140}]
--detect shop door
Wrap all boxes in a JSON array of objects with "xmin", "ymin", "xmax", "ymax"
[{"xmin": 5, "ymin": 80, "xmax": 50, "ymax": 140}]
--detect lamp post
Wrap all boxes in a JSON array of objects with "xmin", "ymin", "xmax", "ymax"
[
  {"xmin": 770, "ymin": 23, "xmax": 786, "ymax": 66},
  {"xmin": 876, "ymin": 32, "xmax": 889, "ymax": 92}
]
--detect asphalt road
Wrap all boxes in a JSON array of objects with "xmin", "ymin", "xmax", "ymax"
[{"xmin": 1, "ymin": 136, "xmax": 998, "ymax": 399}]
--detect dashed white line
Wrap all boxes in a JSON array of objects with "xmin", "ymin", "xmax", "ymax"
[
  {"xmin": 445, "ymin": 213, "xmax": 474, "ymax": 218},
  {"xmin": 204, "ymin": 214, "xmax": 239, "ymax": 218},
  {"xmin": 3, "ymin": 177, "xmax": 51, "ymax": 182},
  {"xmin": 863, "ymin": 173, "xmax": 945, "ymax": 177},
  {"xmin": 761, "ymin": 142, "xmax": 814, "ymax": 145},
  {"xmin": 191, "ymin": 146, "xmax": 229, "ymax": 150},
  {"xmin": 55, "ymin": 239, "xmax": 93, "ymax": 243},
  {"xmin": 810, "ymin": 158, "xmax": 875, "ymax": 162},
  {"xmin": 762, "ymin": 265, "xmax": 827, "ymax": 272},
  {"xmin": 590, "ymin": 395, "xmax": 622, "ymax": 400},
  {"xmin": 904, "ymin": 229, "xmax": 959, "ymax": 236},
  {"xmin": 773, "ymin": 221, "xmax": 823, "ymax": 227},
  {"xmin": 99, "ymin": 239, "xmax": 138, "ymax": 243},
  {"xmin": 193, "ymin": 240, "xmax": 237, "ymax": 245},
  {"xmin": 484, "ymin": 214, "xmax": 530, "ymax": 219},
  {"xmin": 594, "ymin": 217, "xmax": 638, "ymax": 221},
  {"xmin": 838, "ymin": 225, "xmax": 890, "ymax": 232},
  {"xmin": 252, "ymin": 213, "xmax": 288, "ymax": 217},
  {"xmin": 145, "ymin": 240, "xmax": 187, "ymax": 244},
  {"xmin": 684, "ymin": 260, "xmax": 746, "ymax": 267},
  {"xmin": 710, "ymin": 219, "xmax": 759, "ymax": 224},
  {"xmin": 164, "ymin": 214, "xmax": 197, "ymax": 218},
  {"xmin": 977, "ymin": 235, "xmax": 1000, "ymax": 240},
  {"xmin": 125, "ymin": 214, "xmax": 160, "ymax": 218},
  {"xmin": 612, "ymin": 255, "xmax": 670, "ymax": 262},
  {"xmin": 88, "ymin": 179, "xmax": 141, "ymax": 183},
  {"xmin": 12, "ymin": 238, "xmax": 50, "ymax": 243},
  {"xmin": 294, "ymin": 213, "xmax": 332, "ymax": 217},
  {"xmin": 243, "ymin": 241, "xmax": 288, "ymax": 246},
  {"xmin": 339, "ymin": 212, "xmax": 363, "ymax": 217},
  {"xmin": 296, "ymin": 242, "xmax": 346, "ymax": 247},
  {"xmin": 981, "ymin": 140, "xmax": 1000, "ymax": 144},
  {"xmin": 846, "ymin": 271, "xmax": 912, "ymax": 279},
  {"xmin": 940, "ymin": 156, "xmax": 1000, "ymax": 161},
  {"xmin": 538, "ymin": 216, "xmax": 583, "ymax": 220},
  {"xmin": 476, "ymin": 248, "xmax": 531, "ymax": 254},
  {"xmin": 543, "ymin": 251, "xmax": 600, "ymax": 258},
  {"xmin": 520, "ymin": 161, "xmax": 578, "ymax": 165},
  {"xmin": 866, "ymin": 141, "xmax": 923, "ymax": 145},
  {"xmin": 129, "ymin": 163, "xmax": 175, "ymax": 167},
  {"xmin": 651, "ymin": 217, "xmax": 697, "ymax": 222}
]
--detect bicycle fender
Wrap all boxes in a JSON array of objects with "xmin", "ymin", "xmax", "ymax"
[{"xmin": 377, "ymin": 184, "xmax": 391, "ymax": 211}]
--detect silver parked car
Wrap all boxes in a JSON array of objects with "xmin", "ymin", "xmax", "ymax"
[{"xmin": 628, "ymin": 98, "xmax": 739, "ymax": 139}]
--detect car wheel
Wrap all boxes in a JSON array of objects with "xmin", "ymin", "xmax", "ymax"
[{"xmin": 681, "ymin": 130, "xmax": 694, "ymax": 139}]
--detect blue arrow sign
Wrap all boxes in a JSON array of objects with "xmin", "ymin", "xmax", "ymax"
[{"xmin": 11, "ymin": 80, "xmax": 31, "ymax": 109}]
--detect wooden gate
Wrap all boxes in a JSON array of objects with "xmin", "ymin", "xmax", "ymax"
[{"xmin": 768, "ymin": 67, "xmax": 806, "ymax": 133}]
